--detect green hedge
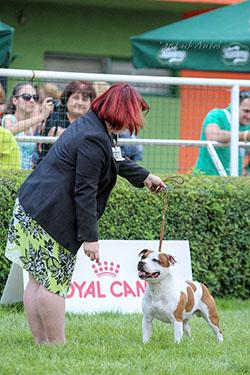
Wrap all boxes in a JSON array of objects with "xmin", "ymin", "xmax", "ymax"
[
  {"xmin": 0, "ymin": 170, "xmax": 249, "ymax": 299},
  {"xmin": 0, "ymin": 170, "xmax": 29, "ymax": 296}
]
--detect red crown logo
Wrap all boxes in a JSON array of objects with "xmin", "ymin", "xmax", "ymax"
[{"xmin": 92, "ymin": 261, "xmax": 120, "ymax": 278}]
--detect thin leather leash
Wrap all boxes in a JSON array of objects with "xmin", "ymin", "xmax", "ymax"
[{"xmin": 157, "ymin": 176, "xmax": 184, "ymax": 253}]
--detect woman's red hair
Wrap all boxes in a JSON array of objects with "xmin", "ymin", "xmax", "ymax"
[{"xmin": 91, "ymin": 83, "xmax": 149, "ymax": 135}]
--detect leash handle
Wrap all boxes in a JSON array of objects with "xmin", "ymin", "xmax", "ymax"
[
  {"xmin": 158, "ymin": 175, "xmax": 184, "ymax": 252},
  {"xmin": 162, "ymin": 175, "xmax": 185, "ymax": 185}
]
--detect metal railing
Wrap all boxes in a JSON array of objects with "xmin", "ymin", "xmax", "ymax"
[{"xmin": 1, "ymin": 68, "xmax": 250, "ymax": 176}]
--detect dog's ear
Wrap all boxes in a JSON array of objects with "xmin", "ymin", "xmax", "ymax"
[
  {"xmin": 166, "ymin": 254, "xmax": 177, "ymax": 266},
  {"xmin": 159, "ymin": 253, "xmax": 176, "ymax": 267},
  {"xmin": 138, "ymin": 249, "xmax": 151, "ymax": 257}
]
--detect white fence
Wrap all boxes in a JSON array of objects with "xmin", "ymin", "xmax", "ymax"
[{"xmin": 1, "ymin": 68, "xmax": 250, "ymax": 176}]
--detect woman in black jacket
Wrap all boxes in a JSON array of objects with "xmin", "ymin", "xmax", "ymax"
[{"xmin": 5, "ymin": 82, "xmax": 166, "ymax": 345}]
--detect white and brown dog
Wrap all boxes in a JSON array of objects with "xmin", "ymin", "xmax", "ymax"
[{"xmin": 137, "ymin": 249, "xmax": 223, "ymax": 344}]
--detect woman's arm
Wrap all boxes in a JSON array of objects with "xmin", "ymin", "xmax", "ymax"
[
  {"xmin": 118, "ymin": 157, "xmax": 165, "ymax": 192},
  {"xmin": 3, "ymin": 98, "xmax": 54, "ymax": 135}
]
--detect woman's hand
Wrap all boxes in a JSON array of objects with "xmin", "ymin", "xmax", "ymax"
[
  {"xmin": 83, "ymin": 241, "xmax": 100, "ymax": 263},
  {"xmin": 144, "ymin": 173, "xmax": 166, "ymax": 194},
  {"xmin": 41, "ymin": 97, "xmax": 54, "ymax": 120},
  {"xmin": 48, "ymin": 126, "xmax": 66, "ymax": 137}
]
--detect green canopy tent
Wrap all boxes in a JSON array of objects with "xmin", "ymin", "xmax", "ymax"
[
  {"xmin": 0, "ymin": 21, "xmax": 14, "ymax": 68},
  {"xmin": 130, "ymin": 0, "xmax": 250, "ymax": 72}
]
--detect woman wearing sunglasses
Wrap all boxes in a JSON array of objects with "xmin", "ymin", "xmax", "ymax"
[{"xmin": 1, "ymin": 82, "xmax": 53, "ymax": 169}]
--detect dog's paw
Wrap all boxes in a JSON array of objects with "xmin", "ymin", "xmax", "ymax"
[
  {"xmin": 183, "ymin": 322, "xmax": 191, "ymax": 338},
  {"xmin": 174, "ymin": 338, "xmax": 182, "ymax": 344},
  {"xmin": 217, "ymin": 333, "xmax": 223, "ymax": 343}
]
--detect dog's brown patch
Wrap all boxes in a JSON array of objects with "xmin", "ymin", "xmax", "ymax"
[
  {"xmin": 158, "ymin": 253, "xmax": 171, "ymax": 268},
  {"xmin": 138, "ymin": 249, "xmax": 153, "ymax": 258},
  {"xmin": 158, "ymin": 253, "xmax": 177, "ymax": 267},
  {"xmin": 185, "ymin": 286, "xmax": 195, "ymax": 312},
  {"xmin": 174, "ymin": 292, "xmax": 186, "ymax": 322},
  {"xmin": 186, "ymin": 281, "xmax": 197, "ymax": 292},
  {"xmin": 201, "ymin": 283, "xmax": 222, "ymax": 333}
]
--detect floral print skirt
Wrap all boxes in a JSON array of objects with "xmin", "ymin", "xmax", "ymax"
[{"xmin": 5, "ymin": 198, "xmax": 77, "ymax": 298}]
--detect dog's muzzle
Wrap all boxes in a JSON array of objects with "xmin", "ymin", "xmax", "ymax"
[{"xmin": 137, "ymin": 260, "xmax": 160, "ymax": 280}]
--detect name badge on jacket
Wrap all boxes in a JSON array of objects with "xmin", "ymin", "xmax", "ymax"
[{"xmin": 112, "ymin": 145, "xmax": 125, "ymax": 161}]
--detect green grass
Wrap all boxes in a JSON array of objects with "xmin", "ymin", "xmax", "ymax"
[
  {"xmin": 137, "ymin": 95, "xmax": 181, "ymax": 175},
  {"xmin": 0, "ymin": 299, "xmax": 250, "ymax": 375}
]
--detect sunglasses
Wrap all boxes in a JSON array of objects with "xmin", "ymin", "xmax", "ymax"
[{"xmin": 15, "ymin": 93, "xmax": 40, "ymax": 102}]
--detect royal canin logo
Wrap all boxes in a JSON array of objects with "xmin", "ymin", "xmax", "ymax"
[
  {"xmin": 66, "ymin": 259, "xmax": 146, "ymax": 300},
  {"xmin": 92, "ymin": 261, "xmax": 120, "ymax": 278}
]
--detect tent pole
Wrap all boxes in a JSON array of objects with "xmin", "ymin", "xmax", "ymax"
[{"xmin": 230, "ymin": 85, "xmax": 240, "ymax": 177}]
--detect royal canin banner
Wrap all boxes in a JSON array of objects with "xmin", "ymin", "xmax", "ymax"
[
  {"xmin": 65, "ymin": 240, "xmax": 192, "ymax": 314},
  {"xmin": 1, "ymin": 240, "xmax": 191, "ymax": 313}
]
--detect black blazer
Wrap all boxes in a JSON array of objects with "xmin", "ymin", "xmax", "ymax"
[{"xmin": 18, "ymin": 110, "xmax": 149, "ymax": 254}]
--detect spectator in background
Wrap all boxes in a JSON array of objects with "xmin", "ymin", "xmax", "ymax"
[
  {"xmin": 1, "ymin": 82, "xmax": 53, "ymax": 169},
  {"xmin": 119, "ymin": 129, "xmax": 143, "ymax": 161},
  {"xmin": 33, "ymin": 82, "xmax": 62, "ymax": 137},
  {"xmin": 0, "ymin": 127, "xmax": 21, "ymax": 169},
  {"xmin": 36, "ymin": 82, "xmax": 61, "ymax": 105},
  {"xmin": 31, "ymin": 83, "xmax": 62, "ymax": 166},
  {"xmin": 194, "ymin": 90, "xmax": 250, "ymax": 176},
  {"xmin": 0, "ymin": 82, "xmax": 6, "ymax": 116},
  {"xmin": 242, "ymin": 149, "xmax": 250, "ymax": 176},
  {"xmin": 34, "ymin": 80, "xmax": 96, "ymax": 165},
  {"xmin": 93, "ymin": 80, "xmax": 110, "ymax": 97}
]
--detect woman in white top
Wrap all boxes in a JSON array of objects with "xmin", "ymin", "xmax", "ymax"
[{"xmin": 2, "ymin": 82, "xmax": 53, "ymax": 169}]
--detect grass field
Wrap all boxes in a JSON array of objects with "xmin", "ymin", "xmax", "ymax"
[
  {"xmin": 135, "ymin": 95, "xmax": 181, "ymax": 175},
  {"xmin": 0, "ymin": 299, "xmax": 249, "ymax": 375}
]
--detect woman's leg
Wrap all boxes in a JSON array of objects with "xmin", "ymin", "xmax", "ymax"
[
  {"xmin": 24, "ymin": 273, "xmax": 66, "ymax": 344},
  {"xmin": 23, "ymin": 274, "xmax": 48, "ymax": 344},
  {"xmin": 36, "ymin": 284, "xmax": 66, "ymax": 344}
]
